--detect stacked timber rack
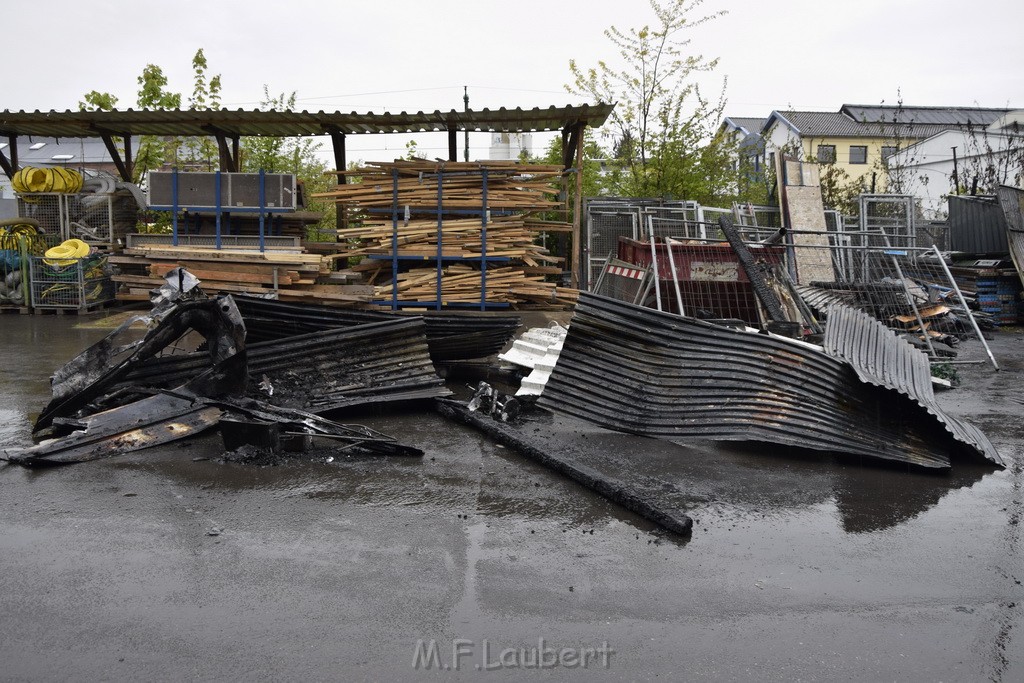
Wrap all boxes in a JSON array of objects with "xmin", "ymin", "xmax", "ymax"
[
  {"xmin": 110, "ymin": 169, "xmax": 373, "ymax": 306},
  {"xmin": 316, "ymin": 159, "xmax": 579, "ymax": 310},
  {"xmin": 109, "ymin": 245, "xmax": 372, "ymax": 306}
]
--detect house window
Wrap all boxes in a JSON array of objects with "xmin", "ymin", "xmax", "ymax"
[
  {"xmin": 881, "ymin": 145, "xmax": 898, "ymax": 160},
  {"xmin": 817, "ymin": 145, "xmax": 836, "ymax": 163},
  {"xmin": 850, "ymin": 145, "xmax": 868, "ymax": 164}
]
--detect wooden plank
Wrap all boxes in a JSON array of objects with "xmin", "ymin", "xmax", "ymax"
[{"xmin": 148, "ymin": 264, "xmax": 294, "ymax": 285}]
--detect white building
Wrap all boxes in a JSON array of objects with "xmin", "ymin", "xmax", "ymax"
[
  {"xmin": 488, "ymin": 132, "xmax": 533, "ymax": 161},
  {"xmin": 886, "ymin": 112, "xmax": 1024, "ymax": 219}
]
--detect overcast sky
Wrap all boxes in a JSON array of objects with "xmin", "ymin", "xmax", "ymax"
[{"xmin": 5, "ymin": 0, "xmax": 1022, "ymax": 164}]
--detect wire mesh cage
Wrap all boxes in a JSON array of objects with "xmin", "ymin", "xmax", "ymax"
[
  {"xmin": 586, "ymin": 201, "xmax": 638, "ymax": 287},
  {"xmin": 16, "ymin": 194, "xmax": 70, "ymax": 238},
  {"xmin": 0, "ymin": 232, "xmax": 53, "ymax": 308},
  {"xmin": 17, "ymin": 176, "xmax": 141, "ymax": 248},
  {"xmin": 66, "ymin": 193, "xmax": 114, "ymax": 244},
  {"xmin": 29, "ymin": 254, "xmax": 115, "ymax": 310}
]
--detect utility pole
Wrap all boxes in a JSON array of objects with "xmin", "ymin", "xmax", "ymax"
[{"xmin": 463, "ymin": 86, "xmax": 469, "ymax": 162}]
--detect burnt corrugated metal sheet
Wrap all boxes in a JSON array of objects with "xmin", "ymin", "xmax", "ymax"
[
  {"xmin": 795, "ymin": 281, "xmax": 911, "ymax": 320},
  {"xmin": 537, "ymin": 293, "xmax": 1000, "ymax": 469},
  {"xmin": 795, "ymin": 284, "xmax": 856, "ymax": 314},
  {"xmin": 0, "ymin": 105, "xmax": 614, "ymax": 138},
  {"xmin": 122, "ymin": 317, "xmax": 451, "ymax": 412},
  {"xmin": 233, "ymin": 295, "xmax": 520, "ymax": 362},
  {"xmin": 996, "ymin": 186, "xmax": 1024, "ymax": 285},
  {"xmin": 822, "ymin": 305, "xmax": 1000, "ymax": 465},
  {"xmin": 947, "ymin": 195, "xmax": 1010, "ymax": 253}
]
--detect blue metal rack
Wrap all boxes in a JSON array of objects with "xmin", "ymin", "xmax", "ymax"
[
  {"xmin": 373, "ymin": 165, "xmax": 510, "ymax": 311},
  {"xmin": 149, "ymin": 169, "xmax": 293, "ymax": 253}
]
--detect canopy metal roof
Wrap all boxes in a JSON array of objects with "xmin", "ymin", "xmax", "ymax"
[{"xmin": 0, "ymin": 104, "xmax": 614, "ymax": 138}]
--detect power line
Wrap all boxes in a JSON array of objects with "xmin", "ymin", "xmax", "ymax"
[{"xmin": 222, "ymin": 84, "xmax": 573, "ymax": 108}]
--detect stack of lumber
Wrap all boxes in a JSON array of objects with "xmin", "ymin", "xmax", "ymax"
[
  {"xmin": 315, "ymin": 159, "xmax": 567, "ymax": 211},
  {"xmin": 374, "ymin": 263, "xmax": 578, "ymax": 308},
  {"xmin": 335, "ymin": 216, "xmax": 561, "ymax": 273},
  {"xmin": 315, "ymin": 160, "xmax": 578, "ymax": 309},
  {"xmin": 109, "ymin": 245, "xmax": 372, "ymax": 305}
]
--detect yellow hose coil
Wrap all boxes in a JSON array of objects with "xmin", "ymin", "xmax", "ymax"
[
  {"xmin": 43, "ymin": 238, "xmax": 91, "ymax": 267},
  {"xmin": 12, "ymin": 166, "xmax": 84, "ymax": 194}
]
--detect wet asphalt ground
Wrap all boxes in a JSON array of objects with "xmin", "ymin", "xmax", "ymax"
[{"xmin": 0, "ymin": 312, "xmax": 1022, "ymax": 681}]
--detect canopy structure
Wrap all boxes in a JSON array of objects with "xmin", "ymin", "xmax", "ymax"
[
  {"xmin": 0, "ymin": 103, "xmax": 613, "ymax": 288},
  {"xmin": 0, "ymin": 104, "xmax": 613, "ymax": 180}
]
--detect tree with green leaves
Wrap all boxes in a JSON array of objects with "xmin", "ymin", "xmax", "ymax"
[
  {"xmin": 817, "ymin": 162, "xmax": 863, "ymax": 215},
  {"xmin": 568, "ymin": 0, "xmax": 736, "ymax": 204},
  {"xmin": 131, "ymin": 64, "xmax": 183, "ymax": 183},
  {"xmin": 241, "ymin": 87, "xmax": 335, "ymax": 235},
  {"xmin": 78, "ymin": 91, "xmax": 118, "ymax": 112},
  {"xmin": 78, "ymin": 51, "xmax": 219, "ymax": 182},
  {"xmin": 178, "ymin": 48, "xmax": 223, "ymax": 171},
  {"xmin": 538, "ymin": 131, "xmax": 618, "ymax": 199}
]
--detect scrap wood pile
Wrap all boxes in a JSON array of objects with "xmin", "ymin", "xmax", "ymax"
[
  {"xmin": 109, "ymin": 244, "xmax": 372, "ymax": 306},
  {"xmin": 319, "ymin": 159, "xmax": 566, "ymax": 211},
  {"xmin": 375, "ymin": 263, "xmax": 578, "ymax": 307},
  {"xmin": 335, "ymin": 216, "xmax": 562, "ymax": 266},
  {"xmin": 314, "ymin": 160, "xmax": 579, "ymax": 309}
]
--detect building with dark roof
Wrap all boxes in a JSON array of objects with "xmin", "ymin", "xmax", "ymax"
[{"xmin": 760, "ymin": 104, "xmax": 1011, "ymax": 193}]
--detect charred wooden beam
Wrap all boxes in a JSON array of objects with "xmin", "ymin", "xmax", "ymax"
[
  {"xmin": 7, "ymin": 134, "xmax": 17, "ymax": 172},
  {"xmin": 100, "ymin": 133, "xmax": 132, "ymax": 182},
  {"xmin": 571, "ymin": 120, "xmax": 585, "ymax": 289},
  {"xmin": 0, "ymin": 146, "xmax": 15, "ymax": 179},
  {"xmin": 215, "ymin": 133, "xmax": 237, "ymax": 173},
  {"xmin": 437, "ymin": 399, "xmax": 694, "ymax": 537},
  {"xmin": 717, "ymin": 216, "xmax": 787, "ymax": 323},
  {"xmin": 330, "ymin": 129, "xmax": 347, "ymax": 229},
  {"xmin": 448, "ymin": 126, "xmax": 457, "ymax": 162}
]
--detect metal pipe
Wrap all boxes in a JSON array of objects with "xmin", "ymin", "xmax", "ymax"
[
  {"xmin": 171, "ymin": 168, "xmax": 179, "ymax": 247},
  {"xmin": 258, "ymin": 168, "xmax": 266, "ymax": 253},
  {"xmin": 931, "ymin": 245, "xmax": 998, "ymax": 370},
  {"xmin": 664, "ymin": 236, "xmax": 686, "ymax": 317},
  {"xmin": 646, "ymin": 215, "xmax": 662, "ymax": 311},
  {"xmin": 214, "ymin": 170, "xmax": 222, "ymax": 251}
]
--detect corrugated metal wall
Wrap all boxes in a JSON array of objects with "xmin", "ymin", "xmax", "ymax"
[{"xmin": 948, "ymin": 195, "xmax": 1010, "ymax": 253}]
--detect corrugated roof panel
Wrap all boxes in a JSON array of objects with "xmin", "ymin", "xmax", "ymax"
[
  {"xmin": 997, "ymin": 185, "xmax": 1024, "ymax": 286},
  {"xmin": 0, "ymin": 104, "xmax": 615, "ymax": 138},
  {"xmin": 120, "ymin": 317, "xmax": 452, "ymax": 412},
  {"xmin": 948, "ymin": 195, "xmax": 1010, "ymax": 253},
  {"xmin": 537, "ymin": 293, "xmax": 1001, "ymax": 469},
  {"xmin": 821, "ymin": 304, "xmax": 1001, "ymax": 465},
  {"xmin": 230, "ymin": 295, "xmax": 521, "ymax": 362}
]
